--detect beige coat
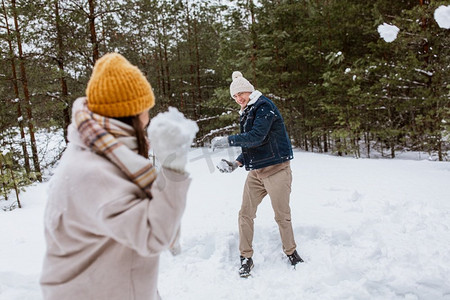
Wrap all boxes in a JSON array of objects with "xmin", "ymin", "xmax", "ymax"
[{"xmin": 40, "ymin": 124, "xmax": 191, "ymax": 300}]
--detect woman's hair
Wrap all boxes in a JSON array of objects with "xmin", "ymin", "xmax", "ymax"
[{"xmin": 114, "ymin": 116, "xmax": 149, "ymax": 159}]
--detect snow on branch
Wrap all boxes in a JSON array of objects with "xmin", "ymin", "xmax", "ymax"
[
  {"xmin": 196, "ymin": 111, "xmax": 232, "ymax": 123},
  {"xmin": 414, "ymin": 69, "xmax": 434, "ymax": 77},
  {"xmin": 197, "ymin": 124, "xmax": 237, "ymax": 143}
]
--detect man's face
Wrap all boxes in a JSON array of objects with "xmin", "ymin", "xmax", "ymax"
[{"xmin": 233, "ymin": 92, "xmax": 252, "ymax": 109}]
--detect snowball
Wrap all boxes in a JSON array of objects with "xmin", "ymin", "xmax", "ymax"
[
  {"xmin": 217, "ymin": 160, "xmax": 233, "ymax": 173},
  {"xmin": 434, "ymin": 5, "xmax": 450, "ymax": 29},
  {"xmin": 377, "ymin": 23, "xmax": 400, "ymax": 43},
  {"xmin": 147, "ymin": 107, "xmax": 199, "ymax": 153}
]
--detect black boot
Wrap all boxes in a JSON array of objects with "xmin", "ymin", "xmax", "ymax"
[
  {"xmin": 239, "ymin": 256, "xmax": 254, "ymax": 277},
  {"xmin": 287, "ymin": 250, "xmax": 304, "ymax": 266}
]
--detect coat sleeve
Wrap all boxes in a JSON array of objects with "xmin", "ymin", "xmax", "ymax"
[
  {"xmin": 236, "ymin": 153, "xmax": 244, "ymax": 165},
  {"xmin": 95, "ymin": 168, "xmax": 191, "ymax": 257},
  {"xmin": 228, "ymin": 103, "xmax": 276, "ymax": 148}
]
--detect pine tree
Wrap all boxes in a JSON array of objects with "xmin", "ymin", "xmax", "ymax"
[{"xmin": 0, "ymin": 0, "xmax": 30, "ymax": 172}]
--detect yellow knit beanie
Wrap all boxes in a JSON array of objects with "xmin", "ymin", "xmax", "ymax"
[{"xmin": 86, "ymin": 53, "xmax": 155, "ymax": 117}]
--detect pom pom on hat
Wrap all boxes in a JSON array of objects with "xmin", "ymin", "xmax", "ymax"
[
  {"xmin": 232, "ymin": 71, "xmax": 243, "ymax": 80},
  {"xmin": 230, "ymin": 71, "xmax": 254, "ymax": 98},
  {"xmin": 86, "ymin": 53, "xmax": 155, "ymax": 118}
]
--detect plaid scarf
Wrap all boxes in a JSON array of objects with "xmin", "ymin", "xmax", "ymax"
[{"xmin": 73, "ymin": 97, "xmax": 157, "ymax": 198}]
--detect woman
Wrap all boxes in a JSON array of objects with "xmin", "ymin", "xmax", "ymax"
[{"xmin": 40, "ymin": 53, "xmax": 193, "ymax": 299}]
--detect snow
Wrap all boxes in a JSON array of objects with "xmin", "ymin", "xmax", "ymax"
[
  {"xmin": 1, "ymin": 148, "xmax": 450, "ymax": 299},
  {"xmin": 378, "ymin": 23, "xmax": 400, "ymax": 43},
  {"xmin": 434, "ymin": 5, "xmax": 450, "ymax": 29},
  {"xmin": 415, "ymin": 68, "xmax": 434, "ymax": 77}
]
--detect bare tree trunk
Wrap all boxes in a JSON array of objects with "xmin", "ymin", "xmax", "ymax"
[
  {"xmin": 162, "ymin": 19, "xmax": 171, "ymax": 99},
  {"xmin": 419, "ymin": 0, "xmax": 440, "ymax": 160},
  {"xmin": 193, "ymin": 16, "xmax": 201, "ymax": 115},
  {"xmin": 0, "ymin": 158, "xmax": 8, "ymax": 201},
  {"xmin": 175, "ymin": 20, "xmax": 184, "ymax": 110},
  {"xmin": 336, "ymin": 138, "xmax": 342, "ymax": 156},
  {"xmin": 248, "ymin": 0, "xmax": 258, "ymax": 86},
  {"xmin": 365, "ymin": 131, "xmax": 370, "ymax": 158},
  {"xmin": 355, "ymin": 136, "xmax": 360, "ymax": 158},
  {"xmin": 437, "ymin": 138, "xmax": 443, "ymax": 161},
  {"xmin": 164, "ymin": 42, "xmax": 170, "ymax": 97},
  {"xmin": 11, "ymin": 0, "xmax": 41, "ymax": 181},
  {"xmin": 1, "ymin": 0, "xmax": 30, "ymax": 174},
  {"xmin": 390, "ymin": 141, "xmax": 395, "ymax": 159},
  {"xmin": 88, "ymin": 0, "xmax": 99, "ymax": 64},
  {"xmin": 54, "ymin": 0, "xmax": 70, "ymax": 142},
  {"xmin": 8, "ymin": 160, "xmax": 21, "ymax": 208},
  {"xmin": 157, "ymin": 38, "xmax": 166, "ymax": 97},
  {"xmin": 153, "ymin": 49, "xmax": 162, "ymax": 97},
  {"xmin": 185, "ymin": 1, "xmax": 196, "ymax": 116}
]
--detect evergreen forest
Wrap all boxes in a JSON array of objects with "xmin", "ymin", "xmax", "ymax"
[{"xmin": 1, "ymin": 0, "xmax": 449, "ymax": 203}]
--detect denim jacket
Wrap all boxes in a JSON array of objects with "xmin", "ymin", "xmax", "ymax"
[{"xmin": 228, "ymin": 91, "xmax": 293, "ymax": 170}]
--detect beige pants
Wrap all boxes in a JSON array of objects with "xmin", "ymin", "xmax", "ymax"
[{"xmin": 239, "ymin": 164, "xmax": 297, "ymax": 258}]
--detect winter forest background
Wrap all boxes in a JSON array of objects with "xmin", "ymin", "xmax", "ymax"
[{"xmin": 1, "ymin": 0, "xmax": 450, "ymax": 205}]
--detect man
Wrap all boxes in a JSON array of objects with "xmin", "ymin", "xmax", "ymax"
[{"xmin": 211, "ymin": 71, "xmax": 303, "ymax": 278}]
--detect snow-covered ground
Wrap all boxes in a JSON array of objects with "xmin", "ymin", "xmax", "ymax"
[{"xmin": 1, "ymin": 148, "xmax": 450, "ymax": 300}]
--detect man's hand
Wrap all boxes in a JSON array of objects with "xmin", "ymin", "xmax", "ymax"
[
  {"xmin": 216, "ymin": 159, "xmax": 239, "ymax": 173},
  {"xmin": 211, "ymin": 136, "xmax": 229, "ymax": 151}
]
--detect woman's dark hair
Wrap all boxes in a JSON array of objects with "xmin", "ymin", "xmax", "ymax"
[{"xmin": 114, "ymin": 115, "xmax": 149, "ymax": 159}]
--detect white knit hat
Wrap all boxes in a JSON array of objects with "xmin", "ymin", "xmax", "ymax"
[{"xmin": 230, "ymin": 71, "xmax": 254, "ymax": 98}]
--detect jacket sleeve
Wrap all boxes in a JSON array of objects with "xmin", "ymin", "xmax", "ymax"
[
  {"xmin": 95, "ymin": 168, "xmax": 191, "ymax": 257},
  {"xmin": 228, "ymin": 103, "xmax": 276, "ymax": 148},
  {"xmin": 236, "ymin": 153, "xmax": 244, "ymax": 165}
]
